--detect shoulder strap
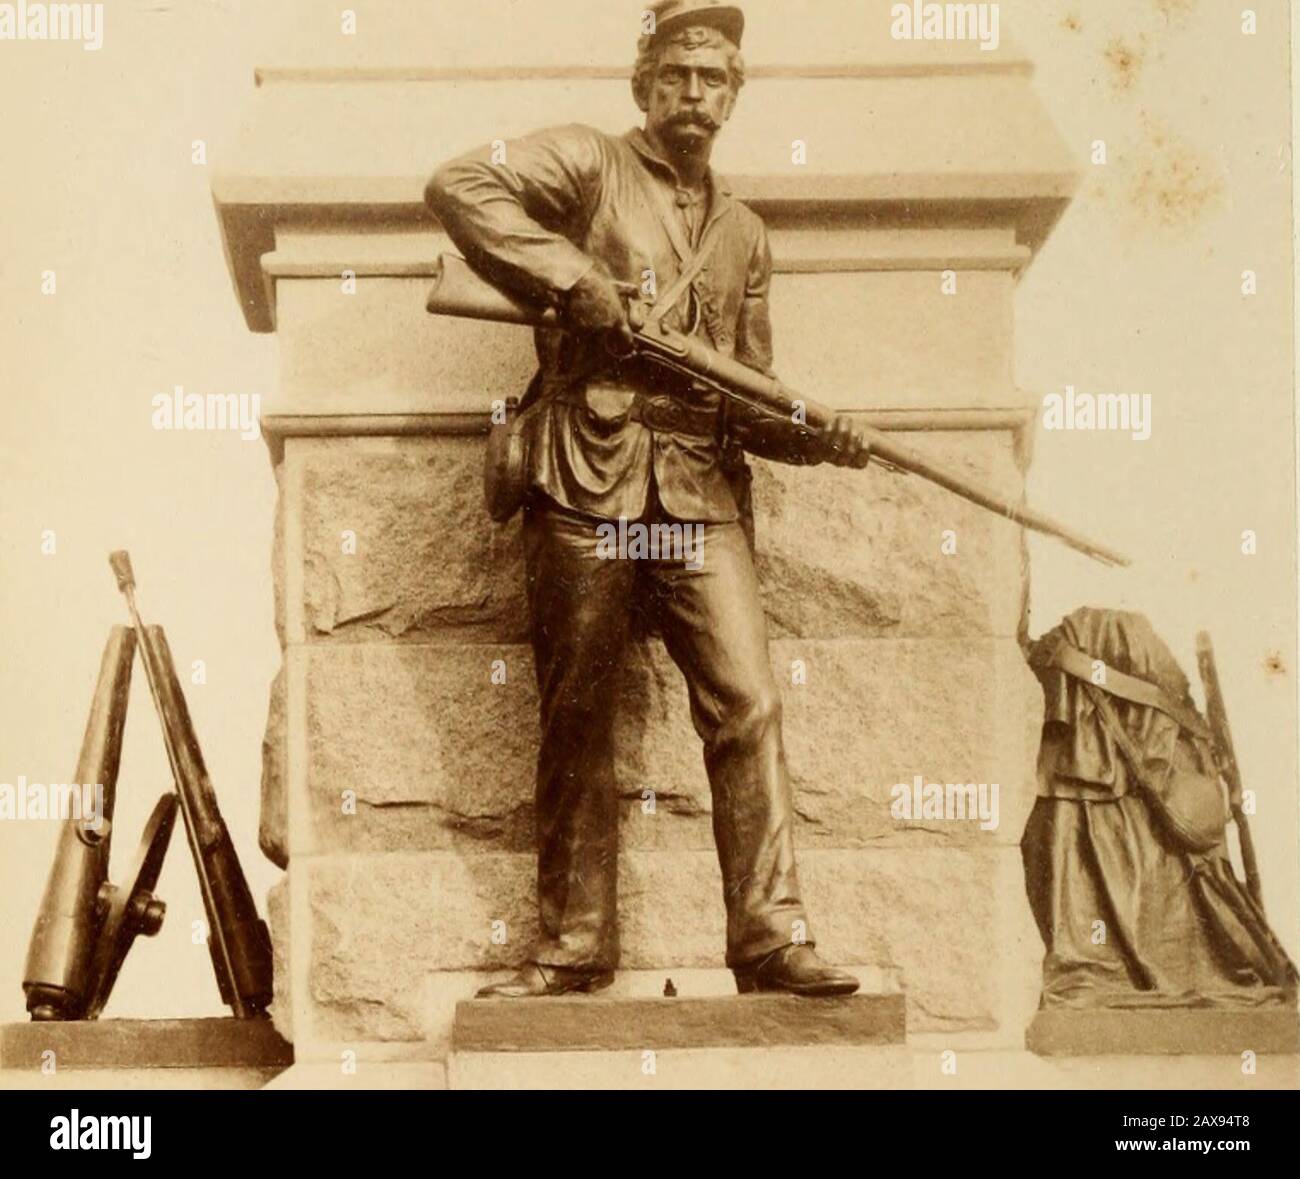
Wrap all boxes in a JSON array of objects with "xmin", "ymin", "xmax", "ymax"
[
  {"xmin": 1046, "ymin": 640, "xmax": 1211, "ymax": 739},
  {"xmin": 626, "ymin": 154, "xmax": 723, "ymax": 327},
  {"xmin": 646, "ymin": 233, "xmax": 720, "ymax": 327},
  {"xmin": 628, "ymin": 149, "xmax": 694, "ymax": 262},
  {"xmin": 1080, "ymin": 679, "xmax": 1153, "ymax": 784},
  {"xmin": 1082, "ymin": 676, "xmax": 1230, "ymax": 854}
]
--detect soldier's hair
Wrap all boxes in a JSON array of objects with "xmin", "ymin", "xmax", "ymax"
[{"xmin": 632, "ymin": 24, "xmax": 746, "ymax": 110}]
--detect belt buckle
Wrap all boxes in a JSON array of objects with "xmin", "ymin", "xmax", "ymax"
[{"xmin": 643, "ymin": 395, "xmax": 685, "ymax": 433}]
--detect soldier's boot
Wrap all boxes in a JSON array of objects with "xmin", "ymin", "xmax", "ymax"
[
  {"xmin": 732, "ymin": 944, "xmax": 860, "ymax": 997},
  {"xmin": 475, "ymin": 963, "xmax": 615, "ymax": 999}
]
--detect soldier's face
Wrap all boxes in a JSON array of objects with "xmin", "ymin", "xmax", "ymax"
[{"xmin": 645, "ymin": 42, "xmax": 736, "ymax": 154}]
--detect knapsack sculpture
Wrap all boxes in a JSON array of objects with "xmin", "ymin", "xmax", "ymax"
[{"xmin": 1023, "ymin": 607, "xmax": 1296, "ymax": 1008}]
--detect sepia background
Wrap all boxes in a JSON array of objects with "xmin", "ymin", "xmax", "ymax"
[{"xmin": 0, "ymin": 0, "xmax": 1296, "ymax": 1024}]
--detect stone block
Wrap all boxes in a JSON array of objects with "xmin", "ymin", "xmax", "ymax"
[
  {"xmin": 285, "ymin": 429, "xmax": 1026, "ymax": 646},
  {"xmin": 297, "ymin": 436, "xmax": 528, "ymax": 642},
  {"xmin": 750, "ymin": 431, "xmax": 1027, "ymax": 640},
  {"xmin": 275, "ymin": 270, "xmax": 1017, "ymax": 413},
  {"xmin": 260, "ymin": 665, "xmax": 289, "ymax": 869},
  {"xmin": 295, "ymin": 637, "xmax": 1041, "ymax": 856},
  {"xmin": 298, "ymin": 847, "xmax": 1027, "ymax": 1042},
  {"xmin": 769, "ymin": 271, "xmax": 1014, "ymax": 408},
  {"xmin": 260, "ymin": 1060, "xmax": 446, "ymax": 1090},
  {"xmin": 277, "ymin": 276, "xmax": 539, "ymax": 413},
  {"xmin": 267, "ymin": 878, "xmax": 293, "ymax": 1044},
  {"xmin": 301, "ymin": 641, "xmax": 537, "ymax": 856},
  {"xmin": 453, "ymin": 992, "xmax": 904, "ymax": 1052},
  {"xmin": 447, "ymin": 1045, "xmax": 913, "ymax": 1090}
]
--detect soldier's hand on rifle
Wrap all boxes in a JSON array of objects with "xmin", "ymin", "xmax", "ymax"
[
  {"xmin": 563, "ymin": 264, "xmax": 642, "ymax": 351},
  {"xmin": 821, "ymin": 414, "xmax": 871, "ymax": 468}
]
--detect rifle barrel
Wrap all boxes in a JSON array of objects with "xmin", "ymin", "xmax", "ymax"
[
  {"xmin": 427, "ymin": 253, "xmax": 1132, "ymax": 567},
  {"xmin": 1196, "ymin": 631, "xmax": 1264, "ymax": 910},
  {"xmin": 108, "ymin": 552, "xmax": 270, "ymax": 1017}
]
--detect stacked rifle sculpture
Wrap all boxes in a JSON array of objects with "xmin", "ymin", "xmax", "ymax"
[{"xmin": 22, "ymin": 552, "xmax": 272, "ymax": 1022}]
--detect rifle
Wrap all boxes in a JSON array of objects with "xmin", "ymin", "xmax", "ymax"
[
  {"xmin": 426, "ymin": 253, "xmax": 1130, "ymax": 568},
  {"xmin": 1195, "ymin": 631, "xmax": 1264, "ymax": 910},
  {"xmin": 23, "ymin": 627, "xmax": 178, "ymax": 1022},
  {"xmin": 109, "ymin": 552, "xmax": 274, "ymax": 1018}
]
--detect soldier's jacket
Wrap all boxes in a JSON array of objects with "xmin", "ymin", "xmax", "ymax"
[{"xmin": 427, "ymin": 123, "xmax": 823, "ymax": 523}]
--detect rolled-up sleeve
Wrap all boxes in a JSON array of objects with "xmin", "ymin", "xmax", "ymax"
[{"xmin": 425, "ymin": 123, "xmax": 605, "ymax": 305}]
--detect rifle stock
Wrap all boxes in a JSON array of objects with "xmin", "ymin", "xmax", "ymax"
[
  {"xmin": 109, "ymin": 551, "xmax": 273, "ymax": 1018},
  {"xmin": 427, "ymin": 254, "xmax": 1131, "ymax": 568},
  {"xmin": 140, "ymin": 625, "xmax": 274, "ymax": 1015}
]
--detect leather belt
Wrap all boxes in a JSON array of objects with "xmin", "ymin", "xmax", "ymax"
[{"xmin": 559, "ymin": 390, "xmax": 719, "ymax": 439}]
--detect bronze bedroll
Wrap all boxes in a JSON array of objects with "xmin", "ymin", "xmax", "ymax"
[{"xmin": 427, "ymin": 253, "xmax": 1131, "ymax": 569}]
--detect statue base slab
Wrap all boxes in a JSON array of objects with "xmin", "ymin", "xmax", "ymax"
[
  {"xmin": 0, "ymin": 1017, "xmax": 293, "ymax": 1074},
  {"xmin": 454, "ymin": 991, "xmax": 905, "ymax": 1054},
  {"xmin": 450, "ymin": 1044, "xmax": 913, "ymax": 1090},
  {"xmin": 1026, "ymin": 1006, "xmax": 1300, "ymax": 1057}
]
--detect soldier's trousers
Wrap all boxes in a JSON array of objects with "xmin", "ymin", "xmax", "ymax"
[{"xmin": 522, "ymin": 493, "xmax": 813, "ymax": 970}]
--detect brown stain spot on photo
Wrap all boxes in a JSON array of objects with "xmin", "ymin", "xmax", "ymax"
[
  {"xmin": 1153, "ymin": 0, "xmax": 1197, "ymax": 21},
  {"xmin": 1263, "ymin": 652, "xmax": 1286, "ymax": 676},
  {"xmin": 1104, "ymin": 38, "xmax": 1145, "ymax": 91},
  {"xmin": 1062, "ymin": 13, "xmax": 1082, "ymax": 32},
  {"xmin": 1126, "ymin": 115, "xmax": 1224, "ymax": 232}
]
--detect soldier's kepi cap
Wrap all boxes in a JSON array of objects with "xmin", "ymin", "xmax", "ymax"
[{"xmin": 645, "ymin": 0, "xmax": 745, "ymax": 48}]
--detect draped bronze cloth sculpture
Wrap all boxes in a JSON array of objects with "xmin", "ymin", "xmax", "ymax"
[{"xmin": 1023, "ymin": 608, "xmax": 1297, "ymax": 1009}]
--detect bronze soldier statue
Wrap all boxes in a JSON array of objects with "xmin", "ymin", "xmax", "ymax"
[{"xmin": 427, "ymin": 0, "xmax": 869, "ymax": 998}]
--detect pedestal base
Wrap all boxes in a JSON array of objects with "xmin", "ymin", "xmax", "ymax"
[
  {"xmin": 1026, "ymin": 1006, "xmax": 1300, "ymax": 1057},
  {"xmin": 449, "ymin": 991, "xmax": 906, "ymax": 1089},
  {"xmin": 450, "ymin": 1045, "xmax": 914, "ymax": 1090},
  {"xmin": 0, "ymin": 1017, "xmax": 293, "ymax": 1083},
  {"xmin": 454, "ymin": 991, "xmax": 906, "ymax": 1053}
]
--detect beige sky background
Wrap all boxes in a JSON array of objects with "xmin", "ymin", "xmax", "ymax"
[{"xmin": 0, "ymin": 0, "xmax": 1296, "ymax": 1024}]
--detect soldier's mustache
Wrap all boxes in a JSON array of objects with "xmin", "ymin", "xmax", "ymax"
[{"xmin": 668, "ymin": 112, "xmax": 719, "ymax": 130}]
